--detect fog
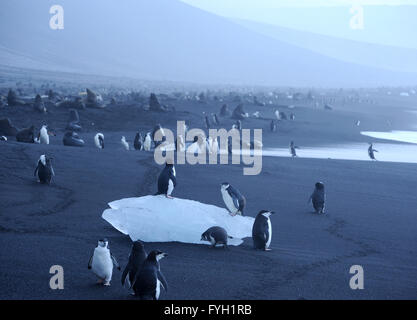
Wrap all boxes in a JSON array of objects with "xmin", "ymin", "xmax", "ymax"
[{"xmin": 0, "ymin": 0, "xmax": 416, "ymax": 87}]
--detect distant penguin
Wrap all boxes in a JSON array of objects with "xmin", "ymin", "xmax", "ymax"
[
  {"xmin": 235, "ymin": 120, "xmax": 242, "ymax": 130},
  {"xmin": 94, "ymin": 133, "xmax": 104, "ymax": 149},
  {"xmin": 309, "ymin": 182, "xmax": 326, "ymax": 214},
  {"xmin": 252, "ymin": 111, "xmax": 260, "ymax": 118},
  {"xmin": 121, "ymin": 136, "xmax": 129, "ymax": 150},
  {"xmin": 212, "ymin": 113, "xmax": 220, "ymax": 125},
  {"xmin": 274, "ymin": 110, "xmax": 281, "ymax": 120},
  {"xmin": 368, "ymin": 143, "xmax": 378, "ymax": 160},
  {"xmin": 203, "ymin": 112, "xmax": 211, "ymax": 129},
  {"xmin": 290, "ymin": 141, "xmax": 299, "ymax": 158},
  {"xmin": 252, "ymin": 210, "xmax": 275, "ymax": 251},
  {"xmin": 356, "ymin": 120, "xmax": 361, "ymax": 126},
  {"xmin": 201, "ymin": 226, "xmax": 232, "ymax": 249},
  {"xmin": 156, "ymin": 162, "xmax": 176, "ymax": 198},
  {"xmin": 0, "ymin": 136, "xmax": 7, "ymax": 141},
  {"xmin": 121, "ymin": 240, "xmax": 147, "ymax": 289},
  {"xmin": 176, "ymin": 134, "xmax": 185, "ymax": 152},
  {"xmin": 88, "ymin": 238, "xmax": 121, "ymax": 286},
  {"xmin": 34, "ymin": 154, "xmax": 55, "ymax": 184},
  {"xmin": 270, "ymin": 120, "xmax": 277, "ymax": 132},
  {"xmin": 134, "ymin": 133, "xmax": 143, "ymax": 150},
  {"xmin": 211, "ymin": 136, "xmax": 219, "ymax": 154},
  {"xmin": 152, "ymin": 124, "xmax": 165, "ymax": 147},
  {"xmin": 220, "ymin": 182, "xmax": 246, "ymax": 216},
  {"xmin": 144, "ymin": 133, "xmax": 152, "ymax": 151},
  {"xmin": 132, "ymin": 250, "xmax": 168, "ymax": 300},
  {"xmin": 290, "ymin": 113, "xmax": 295, "ymax": 120}
]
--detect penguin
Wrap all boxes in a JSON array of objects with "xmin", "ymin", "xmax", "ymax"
[
  {"xmin": 270, "ymin": 120, "xmax": 277, "ymax": 132},
  {"xmin": 0, "ymin": 136, "xmax": 7, "ymax": 141},
  {"xmin": 134, "ymin": 132, "xmax": 143, "ymax": 150},
  {"xmin": 94, "ymin": 133, "xmax": 104, "ymax": 149},
  {"xmin": 121, "ymin": 136, "xmax": 129, "ymax": 150},
  {"xmin": 356, "ymin": 120, "xmax": 361, "ymax": 126},
  {"xmin": 309, "ymin": 182, "xmax": 326, "ymax": 214},
  {"xmin": 38, "ymin": 125, "xmax": 49, "ymax": 144},
  {"xmin": 212, "ymin": 113, "xmax": 220, "ymax": 125},
  {"xmin": 121, "ymin": 240, "xmax": 147, "ymax": 289},
  {"xmin": 144, "ymin": 132, "xmax": 152, "ymax": 151},
  {"xmin": 34, "ymin": 154, "xmax": 55, "ymax": 184},
  {"xmin": 235, "ymin": 120, "xmax": 242, "ymax": 130},
  {"xmin": 220, "ymin": 182, "xmax": 246, "ymax": 216},
  {"xmin": 290, "ymin": 113, "xmax": 295, "ymax": 121},
  {"xmin": 252, "ymin": 111, "xmax": 260, "ymax": 118},
  {"xmin": 156, "ymin": 162, "xmax": 176, "ymax": 198},
  {"xmin": 252, "ymin": 210, "xmax": 275, "ymax": 251},
  {"xmin": 88, "ymin": 238, "xmax": 121, "ymax": 286},
  {"xmin": 274, "ymin": 110, "xmax": 281, "ymax": 120},
  {"xmin": 152, "ymin": 124, "xmax": 165, "ymax": 148},
  {"xmin": 290, "ymin": 141, "xmax": 299, "ymax": 158},
  {"xmin": 368, "ymin": 143, "xmax": 378, "ymax": 160},
  {"xmin": 203, "ymin": 112, "xmax": 211, "ymax": 129},
  {"xmin": 201, "ymin": 226, "xmax": 232, "ymax": 249},
  {"xmin": 211, "ymin": 136, "xmax": 219, "ymax": 154},
  {"xmin": 176, "ymin": 134, "xmax": 185, "ymax": 152},
  {"xmin": 131, "ymin": 250, "xmax": 168, "ymax": 300}
]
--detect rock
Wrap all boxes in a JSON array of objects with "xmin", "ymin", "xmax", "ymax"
[
  {"xmin": 0, "ymin": 118, "xmax": 19, "ymax": 136},
  {"xmin": 34, "ymin": 94, "xmax": 47, "ymax": 113},
  {"xmin": 16, "ymin": 126, "xmax": 35, "ymax": 143},
  {"xmin": 232, "ymin": 104, "xmax": 248, "ymax": 120},
  {"xmin": 220, "ymin": 104, "xmax": 231, "ymax": 117},
  {"xmin": 149, "ymin": 93, "xmax": 166, "ymax": 112},
  {"xmin": 85, "ymin": 88, "xmax": 104, "ymax": 108}
]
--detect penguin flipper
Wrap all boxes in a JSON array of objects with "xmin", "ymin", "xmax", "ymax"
[
  {"xmin": 157, "ymin": 270, "xmax": 168, "ymax": 293},
  {"xmin": 34, "ymin": 163, "xmax": 40, "ymax": 177},
  {"xmin": 110, "ymin": 253, "xmax": 121, "ymax": 270},
  {"xmin": 88, "ymin": 254, "xmax": 93, "ymax": 269},
  {"xmin": 121, "ymin": 263, "xmax": 131, "ymax": 286}
]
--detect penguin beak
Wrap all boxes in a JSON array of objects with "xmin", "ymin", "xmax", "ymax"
[{"xmin": 270, "ymin": 211, "xmax": 275, "ymax": 214}]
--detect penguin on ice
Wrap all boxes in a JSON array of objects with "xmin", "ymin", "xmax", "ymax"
[
  {"xmin": 290, "ymin": 141, "xmax": 299, "ymax": 158},
  {"xmin": 121, "ymin": 240, "xmax": 147, "ymax": 289},
  {"xmin": 132, "ymin": 250, "xmax": 168, "ymax": 300},
  {"xmin": 252, "ymin": 210, "xmax": 275, "ymax": 251},
  {"xmin": 201, "ymin": 226, "xmax": 232, "ymax": 249},
  {"xmin": 134, "ymin": 133, "xmax": 143, "ymax": 150},
  {"xmin": 34, "ymin": 155, "xmax": 55, "ymax": 184},
  {"xmin": 143, "ymin": 132, "xmax": 152, "ymax": 151},
  {"xmin": 94, "ymin": 133, "xmax": 104, "ymax": 149},
  {"xmin": 368, "ymin": 143, "xmax": 378, "ymax": 160},
  {"xmin": 309, "ymin": 182, "xmax": 326, "ymax": 214},
  {"xmin": 121, "ymin": 136, "xmax": 129, "ymax": 150},
  {"xmin": 88, "ymin": 238, "xmax": 120, "ymax": 286},
  {"xmin": 156, "ymin": 162, "xmax": 177, "ymax": 198},
  {"xmin": 220, "ymin": 182, "xmax": 246, "ymax": 216}
]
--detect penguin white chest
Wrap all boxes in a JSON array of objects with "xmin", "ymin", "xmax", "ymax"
[
  {"xmin": 91, "ymin": 248, "xmax": 113, "ymax": 281},
  {"xmin": 144, "ymin": 136, "xmax": 151, "ymax": 151},
  {"xmin": 221, "ymin": 189, "xmax": 237, "ymax": 214},
  {"xmin": 40, "ymin": 128, "xmax": 49, "ymax": 144},
  {"xmin": 156, "ymin": 279, "xmax": 161, "ymax": 300},
  {"xmin": 266, "ymin": 218, "xmax": 272, "ymax": 248}
]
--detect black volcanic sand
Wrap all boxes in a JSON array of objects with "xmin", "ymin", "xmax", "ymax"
[{"xmin": 1, "ymin": 92, "xmax": 417, "ymax": 300}]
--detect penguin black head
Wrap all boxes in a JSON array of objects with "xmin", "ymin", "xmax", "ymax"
[
  {"xmin": 315, "ymin": 182, "xmax": 325, "ymax": 190},
  {"xmin": 132, "ymin": 240, "xmax": 144, "ymax": 251},
  {"xmin": 98, "ymin": 238, "xmax": 109, "ymax": 248},
  {"xmin": 221, "ymin": 182, "xmax": 230, "ymax": 190},
  {"xmin": 258, "ymin": 210, "xmax": 275, "ymax": 217},
  {"xmin": 147, "ymin": 250, "xmax": 168, "ymax": 261}
]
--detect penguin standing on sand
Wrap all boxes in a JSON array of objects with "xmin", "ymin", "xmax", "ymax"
[
  {"xmin": 220, "ymin": 182, "xmax": 246, "ymax": 216},
  {"xmin": 201, "ymin": 226, "xmax": 232, "ymax": 249},
  {"xmin": 144, "ymin": 133, "xmax": 152, "ymax": 151},
  {"xmin": 94, "ymin": 133, "xmax": 104, "ymax": 149},
  {"xmin": 152, "ymin": 124, "xmax": 165, "ymax": 148},
  {"xmin": 39, "ymin": 125, "xmax": 52, "ymax": 145},
  {"xmin": 121, "ymin": 136, "xmax": 129, "ymax": 150},
  {"xmin": 290, "ymin": 141, "xmax": 299, "ymax": 158},
  {"xmin": 212, "ymin": 113, "xmax": 220, "ymax": 125},
  {"xmin": 121, "ymin": 241, "xmax": 147, "ymax": 289},
  {"xmin": 270, "ymin": 120, "xmax": 277, "ymax": 132},
  {"xmin": 252, "ymin": 210, "xmax": 275, "ymax": 251},
  {"xmin": 203, "ymin": 112, "xmax": 211, "ymax": 129},
  {"xmin": 156, "ymin": 162, "xmax": 177, "ymax": 198},
  {"xmin": 368, "ymin": 143, "xmax": 378, "ymax": 160},
  {"xmin": 134, "ymin": 133, "xmax": 143, "ymax": 150},
  {"xmin": 309, "ymin": 182, "xmax": 326, "ymax": 214},
  {"xmin": 34, "ymin": 155, "xmax": 55, "ymax": 184},
  {"xmin": 132, "ymin": 250, "xmax": 168, "ymax": 300},
  {"xmin": 88, "ymin": 238, "xmax": 120, "ymax": 286}
]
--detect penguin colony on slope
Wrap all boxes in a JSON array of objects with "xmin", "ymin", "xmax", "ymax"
[{"xmin": 4, "ymin": 89, "xmax": 380, "ymax": 300}]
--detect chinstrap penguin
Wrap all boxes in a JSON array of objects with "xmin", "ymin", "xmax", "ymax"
[
  {"xmin": 94, "ymin": 133, "xmax": 104, "ymax": 149},
  {"xmin": 220, "ymin": 182, "xmax": 246, "ymax": 216},
  {"xmin": 88, "ymin": 238, "xmax": 120, "ymax": 286},
  {"xmin": 309, "ymin": 182, "xmax": 326, "ymax": 214},
  {"xmin": 34, "ymin": 155, "xmax": 55, "ymax": 184},
  {"xmin": 121, "ymin": 240, "xmax": 147, "ymax": 289},
  {"xmin": 252, "ymin": 210, "xmax": 275, "ymax": 251},
  {"xmin": 156, "ymin": 162, "xmax": 177, "ymax": 198},
  {"xmin": 201, "ymin": 226, "xmax": 232, "ymax": 249}
]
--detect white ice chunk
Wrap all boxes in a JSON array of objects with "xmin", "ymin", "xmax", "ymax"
[{"xmin": 102, "ymin": 195, "xmax": 254, "ymax": 246}]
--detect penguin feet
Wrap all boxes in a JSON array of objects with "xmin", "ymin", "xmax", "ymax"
[
  {"xmin": 103, "ymin": 281, "xmax": 111, "ymax": 286},
  {"xmin": 166, "ymin": 195, "xmax": 174, "ymax": 199},
  {"xmin": 264, "ymin": 248, "xmax": 272, "ymax": 252}
]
